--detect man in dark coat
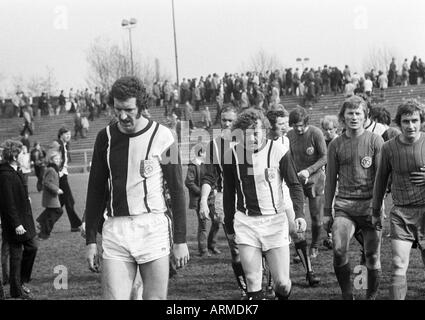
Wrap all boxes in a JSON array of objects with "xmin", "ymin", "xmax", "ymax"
[{"xmin": 0, "ymin": 140, "xmax": 38, "ymax": 299}]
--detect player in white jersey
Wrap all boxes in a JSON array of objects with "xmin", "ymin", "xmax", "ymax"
[
  {"xmin": 222, "ymin": 108, "xmax": 307, "ymax": 300},
  {"xmin": 266, "ymin": 109, "xmax": 320, "ymax": 289},
  {"xmin": 85, "ymin": 77, "xmax": 189, "ymax": 299}
]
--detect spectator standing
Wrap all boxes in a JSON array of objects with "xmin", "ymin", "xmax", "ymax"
[
  {"xmin": 185, "ymin": 147, "xmax": 221, "ymax": 257},
  {"xmin": 388, "ymin": 58, "xmax": 397, "ymax": 87},
  {"xmin": 0, "ymin": 140, "xmax": 38, "ymax": 299},
  {"xmin": 378, "ymin": 71, "xmax": 388, "ymax": 98},
  {"xmin": 30, "ymin": 142, "xmax": 46, "ymax": 192},
  {"xmin": 17, "ymin": 145, "xmax": 32, "ymax": 187},
  {"xmin": 55, "ymin": 127, "xmax": 83, "ymax": 232},
  {"xmin": 36, "ymin": 150, "xmax": 63, "ymax": 240},
  {"xmin": 20, "ymin": 105, "xmax": 34, "ymax": 136}
]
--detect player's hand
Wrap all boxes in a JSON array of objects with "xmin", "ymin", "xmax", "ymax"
[
  {"xmin": 372, "ymin": 215, "xmax": 384, "ymax": 231},
  {"xmin": 172, "ymin": 243, "xmax": 190, "ymax": 269},
  {"xmin": 297, "ymin": 170, "xmax": 310, "ymax": 184},
  {"xmin": 294, "ymin": 218, "xmax": 307, "ymax": 233},
  {"xmin": 199, "ymin": 199, "xmax": 210, "ymax": 220},
  {"xmin": 409, "ymin": 167, "xmax": 425, "ymax": 186},
  {"xmin": 15, "ymin": 225, "xmax": 26, "ymax": 235},
  {"xmin": 58, "ymin": 189, "xmax": 64, "ymax": 195},
  {"xmin": 86, "ymin": 243, "xmax": 100, "ymax": 273},
  {"xmin": 322, "ymin": 215, "xmax": 334, "ymax": 234},
  {"xmin": 80, "ymin": 222, "xmax": 86, "ymax": 239}
]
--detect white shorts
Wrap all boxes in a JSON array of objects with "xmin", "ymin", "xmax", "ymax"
[
  {"xmin": 102, "ymin": 213, "xmax": 171, "ymax": 264},
  {"xmin": 234, "ymin": 211, "xmax": 290, "ymax": 251}
]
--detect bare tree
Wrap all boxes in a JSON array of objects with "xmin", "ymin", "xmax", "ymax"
[
  {"xmin": 247, "ymin": 49, "xmax": 283, "ymax": 74},
  {"xmin": 86, "ymin": 37, "xmax": 171, "ymax": 93},
  {"xmin": 362, "ymin": 46, "xmax": 400, "ymax": 73},
  {"xmin": 25, "ymin": 67, "xmax": 58, "ymax": 96}
]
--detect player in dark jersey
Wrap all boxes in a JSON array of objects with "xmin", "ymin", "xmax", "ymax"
[
  {"xmin": 222, "ymin": 108, "xmax": 306, "ymax": 300},
  {"xmin": 372, "ymin": 99, "xmax": 425, "ymax": 300},
  {"xmin": 199, "ymin": 105, "xmax": 249, "ymax": 298},
  {"xmin": 324, "ymin": 95, "xmax": 384, "ymax": 300},
  {"xmin": 320, "ymin": 115, "xmax": 339, "ymax": 250},
  {"xmin": 266, "ymin": 109, "xmax": 320, "ymax": 288},
  {"xmin": 85, "ymin": 76, "xmax": 189, "ymax": 299},
  {"xmin": 288, "ymin": 106, "xmax": 327, "ymax": 259}
]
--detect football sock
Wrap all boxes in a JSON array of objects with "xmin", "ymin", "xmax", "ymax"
[
  {"xmin": 247, "ymin": 290, "xmax": 264, "ymax": 300},
  {"xmin": 366, "ymin": 268, "xmax": 381, "ymax": 299},
  {"xmin": 311, "ymin": 224, "xmax": 322, "ymax": 248},
  {"xmin": 0, "ymin": 280, "xmax": 4, "ymax": 300},
  {"xmin": 232, "ymin": 261, "xmax": 247, "ymax": 292},
  {"xmin": 390, "ymin": 274, "xmax": 407, "ymax": 300},
  {"xmin": 295, "ymin": 240, "xmax": 313, "ymax": 272},
  {"xmin": 334, "ymin": 263, "xmax": 352, "ymax": 300},
  {"xmin": 420, "ymin": 248, "xmax": 425, "ymax": 267},
  {"xmin": 267, "ymin": 270, "xmax": 273, "ymax": 289}
]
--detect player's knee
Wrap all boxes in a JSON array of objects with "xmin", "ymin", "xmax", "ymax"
[
  {"xmin": 392, "ymin": 254, "xmax": 408, "ymax": 271},
  {"xmin": 274, "ymin": 279, "xmax": 291, "ymax": 297},
  {"xmin": 365, "ymin": 251, "xmax": 380, "ymax": 268},
  {"xmin": 333, "ymin": 246, "xmax": 348, "ymax": 266},
  {"xmin": 244, "ymin": 271, "xmax": 262, "ymax": 289}
]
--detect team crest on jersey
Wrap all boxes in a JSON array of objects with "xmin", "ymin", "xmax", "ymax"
[
  {"xmin": 140, "ymin": 159, "xmax": 155, "ymax": 178},
  {"xmin": 306, "ymin": 147, "xmax": 314, "ymax": 155},
  {"xmin": 361, "ymin": 156, "xmax": 372, "ymax": 169},
  {"xmin": 265, "ymin": 168, "xmax": 277, "ymax": 183}
]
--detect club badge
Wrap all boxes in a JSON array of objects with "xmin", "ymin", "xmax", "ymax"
[
  {"xmin": 140, "ymin": 159, "xmax": 155, "ymax": 178},
  {"xmin": 361, "ymin": 156, "xmax": 372, "ymax": 169},
  {"xmin": 306, "ymin": 147, "xmax": 314, "ymax": 155},
  {"xmin": 265, "ymin": 168, "xmax": 277, "ymax": 183}
]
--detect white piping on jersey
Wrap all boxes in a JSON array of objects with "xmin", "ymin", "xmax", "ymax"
[
  {"xmin": 232, "ymin": 146, "xmax": 247, "ymax": 212},
  {"xmin": 213, "ymin": 138, "xmax": 222, "ymax": 173},
  {"xmin": 106, "ymin": 125, "xmax": 114, "ymax": 217}
]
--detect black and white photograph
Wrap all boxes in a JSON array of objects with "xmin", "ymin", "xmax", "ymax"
[{"xmin": 1, "ymin": 0, "xmax": 425, "ymax": 307}]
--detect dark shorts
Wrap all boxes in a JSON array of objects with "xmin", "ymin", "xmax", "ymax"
[
  {"xmin": 302, "ymin": 169, "xmax": 325, "ymax": 198},
  {"xmin": 390, "ymin": 206, "xmax": 425, "ymax": 249},
  {"xmin": 334, "ymin": 198, "xmax": 375, "ymax": 232}
]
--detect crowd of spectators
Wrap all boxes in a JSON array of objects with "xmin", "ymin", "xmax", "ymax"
[{"xmin": 1, "ymin": 55, "xmax": 424, "ymax": 122}]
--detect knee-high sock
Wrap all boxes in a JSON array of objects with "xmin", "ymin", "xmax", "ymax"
[
  {"xmin": 267, "ymin": 270, "xmax": 273, "ymax": 288},
  {"xmin": 311, "ymin": 224, "xmax": 322, "ymax": 249},
  {"xmin": 295, "ymin": 240, "xmax": 313, "ymax": 273},
  {"xmin": 366, "ymin": 268, "xmax": 381, "ymax": 299},
  {"xmin": 334, "ymin": 263, "xmax": 352, "ymax": 300},
  {"xmin": 390, "ymin": 275, "xmax": 407, "ymax": 300},
  {"xmin": 232, "ymin": 261, "xmax": 247, "ymax": 292}
]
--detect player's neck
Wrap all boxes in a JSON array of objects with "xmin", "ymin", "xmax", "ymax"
[
  {"xmin": 399, "ymin": 132, "xmax": 421, "ymax": 144},
  {"xmin": 345, "ymin": 127, "xmax": 364, "ymax": 138}
]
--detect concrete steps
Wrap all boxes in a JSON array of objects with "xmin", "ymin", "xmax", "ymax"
[{"xmin": 2, "ymin": 83, "xmax": 425, "ymax": 172}]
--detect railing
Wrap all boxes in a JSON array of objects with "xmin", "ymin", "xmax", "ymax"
[{"xmin": 68, "ymin": 148, "xmax": 93, "ymax": 173}]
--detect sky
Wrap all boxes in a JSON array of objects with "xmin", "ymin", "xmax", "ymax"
[{"xmin": 0, "ymin": 0, "xmax": 424, "ymax": 95}]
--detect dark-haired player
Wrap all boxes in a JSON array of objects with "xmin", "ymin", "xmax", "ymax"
[
  {"xmin": 199, "ymin": 104, "xmax": 249, "ymax": 298},
  {"xmin": 85, "ymin": 76, "xmax": 189, "ymax": 299},
  {"xmin": 320, "ymin": 114, "xmax": 340, "ymax": 250},
  {"xmin": 288, "ymin": 106, "xmax": 327, "ymax": 260},
  {"xmin": 372, "ymin": 99, "xmax": 425, "ymax": 300},
  {"xmin": 324, "ymin": 95, "xmax": 383, "ymax": 300},
  {"xmin": 266, "ymin": 109, "xmax": 320, "ymax": 288}
]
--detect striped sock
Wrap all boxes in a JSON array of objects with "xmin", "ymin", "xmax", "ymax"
[{"xmin": 390, "ymin": 275, "xmax": 407, "ymax": 300}]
